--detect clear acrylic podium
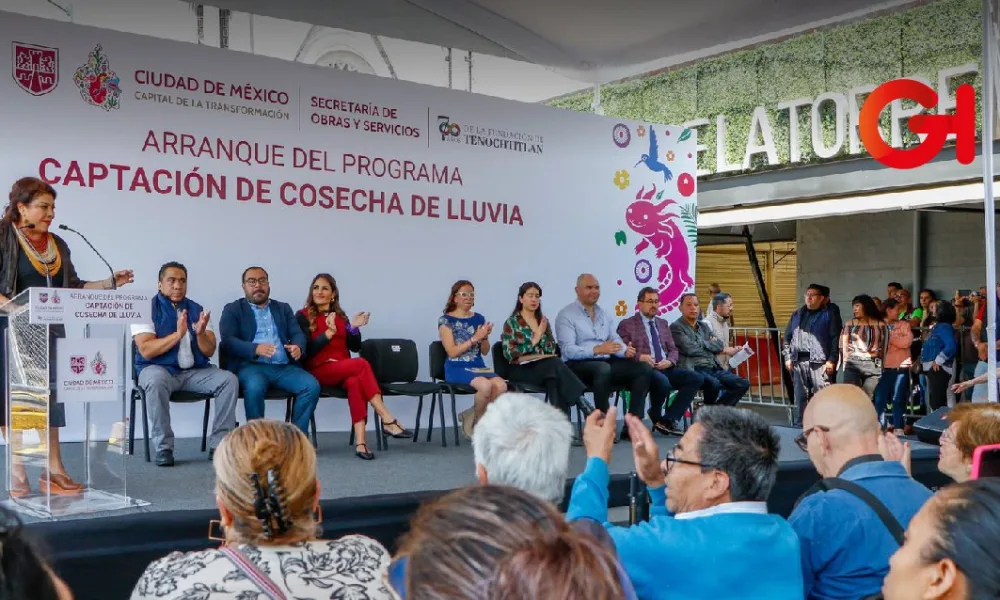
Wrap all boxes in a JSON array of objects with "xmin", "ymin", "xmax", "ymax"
[{"xmin": 2, "ymin": 288, "xmax": 150, "ymax": 519}]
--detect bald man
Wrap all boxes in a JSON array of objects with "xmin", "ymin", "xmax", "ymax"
[
  {"xmin": 555, "ymin": 274, "xmax": 652, "ymax": 439},
  {"xmin": 788, "ymin": 384, "xmax": 932, "ymax": 600}
]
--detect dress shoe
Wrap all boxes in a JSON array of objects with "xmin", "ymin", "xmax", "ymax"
[
  {"xmin": 38, "ymin": 471, "xmax": 83, "ymax": 495},
  {"xmin": 208, "ymin": 448, "xmax": 215, "ymax": 461},
  {"xmin": 575, "ymin": 397, "xmax": 596, "ymax": 418},
  {"xmin": 155, "ymin": 449, "xmax": 175, "ymax": 467}
]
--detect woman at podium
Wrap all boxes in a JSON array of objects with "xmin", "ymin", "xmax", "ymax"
[{"xmin": 0, "ymin": 177, "xmax": 133, "ymax": 497}]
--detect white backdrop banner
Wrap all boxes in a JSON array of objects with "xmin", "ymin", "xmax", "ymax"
[
  {"xmin": 55, "ymin": 337, "xmax": 120, "ymax": 403},
  {"xmin": 1, "ymin": 12, "xmax": 697, "ymax": 439}
]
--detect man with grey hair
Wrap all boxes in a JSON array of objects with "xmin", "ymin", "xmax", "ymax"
[
  {"xmin": 566, "ymin": 405, "xmax": 803, "ymax": 599},
  {"xmin": 706, "ymin": 293, "xmax": 735, "ymax": 369},
  {"xmin": 472, "ymin": 392, "xmax": 574, "ymax": 503}
]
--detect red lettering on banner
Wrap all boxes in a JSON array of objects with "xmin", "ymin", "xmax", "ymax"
[{"xmin": 342, "ymin": 154, "xmax": 462, "ymax": 185}]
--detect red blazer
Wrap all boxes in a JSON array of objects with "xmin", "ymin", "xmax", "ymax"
[
  {"xmin": 617, "ymin": 313, "xmax": 679, "ymax": 364},
  {"xmin": 295, "ymin": 310, "xmax": 361, "ymax": 371}
]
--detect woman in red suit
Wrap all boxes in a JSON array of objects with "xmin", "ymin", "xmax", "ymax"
[{"xmin": 296, "ymin": 274, "xmax": 412, "ymax": 460}]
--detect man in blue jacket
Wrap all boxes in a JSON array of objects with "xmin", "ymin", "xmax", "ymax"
[
  {"xmin": 219, "ymin": 266, "xmax": 320, "ymax": 434},
  {"xmin": 567, "ymin": 405, "xmax": 803, "ymax": 600},
  {"xmin": 789, "ymin": 384, "xmax": 933, "ymax": 600}
]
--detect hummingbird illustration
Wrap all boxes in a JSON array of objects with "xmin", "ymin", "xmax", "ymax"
[{"xmin": 635, "ymin": 128, "xmax": 673, "ymax": 182}]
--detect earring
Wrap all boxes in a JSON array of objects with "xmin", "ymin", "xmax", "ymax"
[
  {"xmin": 313, "ymin": 505, "xmax": 323, "ymax": 525},
  {"xmin": 208, "ymin": 519, "xmax": 225, "ymax": 542}
]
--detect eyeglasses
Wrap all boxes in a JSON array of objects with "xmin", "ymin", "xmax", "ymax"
[
  {"xmin": 244, "ymin": 277, "xmax": 268, "ymax": 286},
  {"xmin": 663, "ymin": 450, "xmax": 708, "ymax": 473},
  {"xmin": 642, "ymin": 299, "xmax": 660, "ymax": 305},
  {"xmin": 795, "ymin": 425, "xmax": 830, "ymax": 452},
  {"xmin": 940, "ymin": 428, "xmax": 955, "ymax": 446},
  {"xmin": 457, "ymin": 292, "xmax": 475, "ymax": 298}
]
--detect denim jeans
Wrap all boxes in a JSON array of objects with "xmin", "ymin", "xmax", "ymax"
[
  {"xmin": 873, "ymin": 367, "xmax": 909, "ymax": 429},
  {"xmin": 235, "ymin": 363, "xmax": 320, "ymax": 434}
]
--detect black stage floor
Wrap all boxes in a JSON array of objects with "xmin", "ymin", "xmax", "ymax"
[{"xmin": 5, "ymin": 424, "xmax": 950, "ymax": 600}]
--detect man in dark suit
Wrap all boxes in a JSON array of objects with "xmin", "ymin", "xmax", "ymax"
[
  {"xmin": 220, "ymin": 266, "xmax": 320, "ymax": 433},
  {"xmin": 618, "ymin": 287, "xmax": 705, "ymax": 435}
]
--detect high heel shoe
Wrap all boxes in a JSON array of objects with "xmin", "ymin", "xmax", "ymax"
[
  {"xmin": 355, "ymin": 443, "xmax": 375, "ymax": 460},
  {"xmin": 383, "ymin": 420, "xmax": 413, "ymax": 439},
  {"xmin": 38, "ymin": 470, "xmax": 83, "ymax": 495}
]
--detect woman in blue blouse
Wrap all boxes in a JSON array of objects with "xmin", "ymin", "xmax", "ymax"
[
  {"xmin": 438, "ymin": 280, "xmax": 506, "ymax": 439},
  {"xmin": 920, "ymin": 299, "xmax": 957, "ymax": 411}
]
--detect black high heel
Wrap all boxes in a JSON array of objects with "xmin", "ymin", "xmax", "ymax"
[
  {"xmin": 383, "ymin": 420, "xmax": 413, "ymax": 439},
  {"xmin": 355, "ymin": 443, "xmax": 375, "ymax": 460}
]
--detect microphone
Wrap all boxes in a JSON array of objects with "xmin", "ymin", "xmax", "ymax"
[{"xmin": 58, "ymin": 224, "xmax": 116, "ymax": 290}]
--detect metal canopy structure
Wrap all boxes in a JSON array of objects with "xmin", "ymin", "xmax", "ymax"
[{"xmin": 191, "ymin": 0, "xmax": 919, "ymax": 83}]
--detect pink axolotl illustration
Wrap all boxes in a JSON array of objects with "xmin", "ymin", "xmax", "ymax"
[{"xmin": 625, "ymin": 184, "xmax": 695, "ymax": 314}]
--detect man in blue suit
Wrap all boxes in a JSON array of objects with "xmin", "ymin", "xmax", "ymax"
[{"xmin": 219, "ymin": 266, "xmax": 320, "ymax": 433}]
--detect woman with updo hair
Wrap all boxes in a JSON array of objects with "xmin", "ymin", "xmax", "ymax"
[
  {"xmin": 131, "ymin": 420, "xmax": 392, "ymax": 600},
  {"xmin": 880, "ymin": 478, "xmax": 1000, "ymax": 600},
  {"xmin": 386, "ymin": 485, "xmax": 635, "ymax": 599}
]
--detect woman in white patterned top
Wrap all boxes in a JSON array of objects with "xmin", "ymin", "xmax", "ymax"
[{"xmin": 130, "ymin": 419, "xmax": 392, "ymax": 600}]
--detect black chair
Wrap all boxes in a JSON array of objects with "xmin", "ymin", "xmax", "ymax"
[
  {"xmin": 361, "ymin": 339, "xmax": 441, "ymax": 446},
  {"xmin": 128, "ymin": 341, "xmax": 213, "ymax": 462},
  {"xmin": 428, "ymin": 341, "xmax": 473, "ymax": 447},
  {"xmin": 491, "ymin": 341, "xmax": 548, "ymax": 400},
  {"xmin": 218, "ymin": 352, "xmax": 318, "ymax": 447}
]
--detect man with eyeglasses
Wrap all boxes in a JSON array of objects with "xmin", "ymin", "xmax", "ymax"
[
  {"xmin": 782, "ymin": 283, "xmax": 842, "ymax": 427},
  {"xmin": 219, "ymin": 266, "xmax": 320, "ymax": 434},
  {"xmin": 789, "ymin": 384, "xmax": 932, "ymax": 600},
  {"xmin": 565, "ymin": 405, "xmax": 803, "ymax": 600}
]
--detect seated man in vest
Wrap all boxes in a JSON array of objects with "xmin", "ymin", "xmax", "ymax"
[
  {"xmin": 220, "ymin": 266, "xmax": 320, "ymax": 434},
  {"xmin": 669, "ymin": 294, "xmax": 749, "ymax": 406},
  {"xmin": 567, "ymin": 405, "xmax": 803, "ymax": 600},
  {"xmin": 790, "ymin": 384, "xmax": 933, "ymax": 599},
  {"xmin": 132, "ymin": 262, "xmax": 239, "ymax": 466}
]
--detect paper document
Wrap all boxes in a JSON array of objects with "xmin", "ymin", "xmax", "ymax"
[
  {"xmin": 518, "ymin": 355, "xmax": 556, "ymax": 364},
  {"xmin": 728, "ymin": 343, "xmax": 755, "ymax": 369}
]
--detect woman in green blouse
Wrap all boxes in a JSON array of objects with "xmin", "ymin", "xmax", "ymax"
[{"xmin": 501, "ymin": 282, "xmax": 591, "ymax": 421}]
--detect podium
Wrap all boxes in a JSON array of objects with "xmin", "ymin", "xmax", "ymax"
[{"xmin": 2, "ymin": 287, "xmax": 153, "ymax": 519}]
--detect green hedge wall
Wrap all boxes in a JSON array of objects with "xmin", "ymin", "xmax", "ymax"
[{"xmin": 550, "ymin": 0, "xmax": 982, "ymax": 177}]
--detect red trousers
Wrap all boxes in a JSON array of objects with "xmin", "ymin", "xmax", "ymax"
[{"xmin": 310, "ymin": 358, "xmax": 380, "ymax": 424}]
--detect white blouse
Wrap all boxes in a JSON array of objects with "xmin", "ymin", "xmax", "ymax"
[{"xmin": 130, "ymin": 536, "xmax": 392, "ymax": 600}]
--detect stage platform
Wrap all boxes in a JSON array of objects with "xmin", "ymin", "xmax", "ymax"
[{"xmin": 4, "ymin": 423, "xmax": 950, "ymax": 600}]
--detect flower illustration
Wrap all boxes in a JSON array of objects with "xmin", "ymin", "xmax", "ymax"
[
  {"xmin": 615, "ymin": 301, "xmax": 628, "ymax": 317},
  {"xmin": 636, "ymin": 125, "xmax": 646, "ymax": 137},
  {"xmin": 613, "ymin": 170, "xmax": 630, "ymax": 190},
  {"xmin": 666, "ymin": 151, "xmax": 676, "ymax": 162}
]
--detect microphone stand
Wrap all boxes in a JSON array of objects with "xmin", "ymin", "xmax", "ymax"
[{"xmin": 57, "ymin": 224, "xmax": 115, "ymax": 290}]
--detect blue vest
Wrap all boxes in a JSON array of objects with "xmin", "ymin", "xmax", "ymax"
[{"xmin": 135, "ymin": 293, "xmax": 211, "ymax": 375}]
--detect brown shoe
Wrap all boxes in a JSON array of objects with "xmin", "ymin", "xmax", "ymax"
[
  {"xmin": 38, "ymin": 471, "xmax": 83, "ymax": 495},
  {"xmin": 9, "ymin": 469, "xmax": 30, "ymax": 498}
]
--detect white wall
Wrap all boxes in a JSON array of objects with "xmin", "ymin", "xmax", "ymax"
[{"xmin": 0, "ymin": 0, "xmax": 588, "ymax": 103}]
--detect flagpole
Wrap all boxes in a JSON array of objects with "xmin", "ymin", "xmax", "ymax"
[{"xmin": 982, "ymin": 0, "xmax": 997, "ymax": 404}]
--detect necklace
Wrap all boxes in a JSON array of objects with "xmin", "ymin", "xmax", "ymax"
[{"xmin": 14, "ymin": 224, "xmax": 61, "ymax": 278}]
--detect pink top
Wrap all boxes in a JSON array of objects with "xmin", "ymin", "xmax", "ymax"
[{"xmin": 884, "ymin": 320, "xmax": 914, "ymax": 368}]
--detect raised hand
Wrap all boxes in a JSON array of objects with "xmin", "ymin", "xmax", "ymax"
[
  {"xmin": 113, "ymin": 269, "xmax": 134, "ymax": 288},
  {"xmin": 472, "ymin": 324, "xmax": 488, "ymax": 343},
  {"xmin": 194, "ymin": 310, "xmax": 210, "ymax": 336},
  {"xmin": 325, "ymin": 313, "xmax": 337, "ymax": 334},
  {"xmin": 625, "ymin": 414, "xmax": 665, "ymax": 488},
  {"xmin": 176, "ymin": 309, "xmax": 189, "ymax": 336},
  {"xmin": 349, "ymin": 311, "xmax": 368, "ymax": 329},
  {"xmin": 583, "ymin": 407, "xmax": 618, "ymax": 464}
]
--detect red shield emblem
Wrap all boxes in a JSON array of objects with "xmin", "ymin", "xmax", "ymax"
[
  {"xmin": 70, "ymin": 355, "xmax": 85, "ymax": 375},
  {"xmin": 12, "ymin": 42, "xmax": 58, "ymax": 96}
]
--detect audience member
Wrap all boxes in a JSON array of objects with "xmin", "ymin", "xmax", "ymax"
[
  {"xmin": 783, "ymin": 283, "xmax": 842, "ymax": 426},
  {"xmin": 566, "ymin": 405, "xmax": 803, "ymax": 600},
  {"xmin": 0, "ymin": 506, "xmax": 75, "ymax": 599},
  {"xmin": 705, "ymin": 292, "xmax": 734, "ymax": 369},
  {"xmin": 296, "ymin": 273, "xmax": 411, "ymax": 460},
  {"xmin": 790, "ymin": 384, "xmax": 933, "ymax": 600},
  {"xmin": 617, "ymin": 287, "xmax": 704, "ymax": 435},
  {"xmin": 920, "ymin": 300, "xmax": 957, "ymax": 411},
  {"xmin": 670, "ymin": 294, "xmax": 749, "ymax": 407},
  {"xmin": 880, "ymin": 478, "xmax": 1000, "ymax": 600},
  {"xmin": 219, "ymin": 266, "xmax": 320, "ymax": 434},
  {"xmin": 472, "ymin": 392, "xmax": 573, "ymax": 504},
  {"xmin": 968, "ymin": 283, "xmax": 1000, "ymax": 402},
  {"xmin": 872, "ymin": 298, "xmax": 913, "ymax": 432},
  {"xmin": 438, "ymin": 279, "xmax": 506, "ymax": 439},
  {"xmin": 132, "ymin": 261, "xmax": 239, "ymax": 466},
  {"xmin": 500, "ymin": 282, "xmax": 592, "ymax": 424},
  {"xmin": 131, "ymin": 420, "xmax": 392, "ymax": 599},
  {"xmin": 840, "ymin": 294, "xmax": 885, "ymax": 399},
  {"xmin": 886, "ymin": 282, "xmax": 902, "ymax": 301},
  {"xmin": 389, "ymin": 485, "xmax": 635, "ymax": 599},
  {"xmin": 555, "ymin": 273, "xmax": 652, "ymax": 438}
]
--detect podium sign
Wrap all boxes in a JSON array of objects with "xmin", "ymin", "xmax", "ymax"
[
  {"xmin": 28, "ymin": 288, "xmax": 154, "ymax": 325},
  {"xmin": 56, "ymin": 338, "xmax": 120, "ymax": 404},
  {"xmin": 3, "ymin": 289, "xmax": 150, "ymax": 519}
]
